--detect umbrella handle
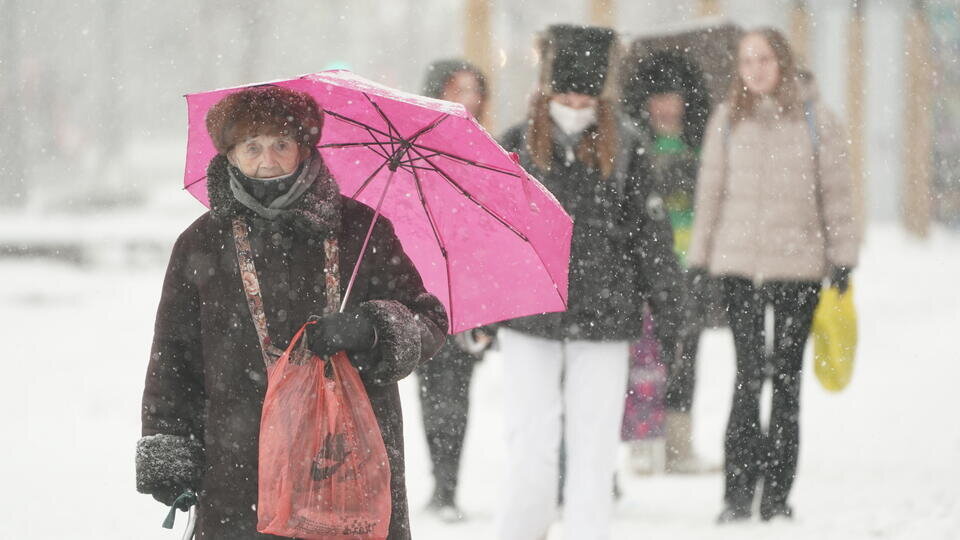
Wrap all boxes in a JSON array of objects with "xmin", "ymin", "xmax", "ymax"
[
  {"xmin": 181, "ymin": 506, "xmax": 197, "ymax": 540},
  {"xmin": 340, "ymin": 168, "xmax": 396, "ymax": 312}
]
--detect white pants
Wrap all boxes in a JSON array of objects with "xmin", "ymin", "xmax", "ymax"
[{"xmin": 496, "ymin": 328, "xmax": 629, "ymax": 540}]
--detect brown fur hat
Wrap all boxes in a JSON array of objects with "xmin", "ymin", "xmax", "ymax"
[{"xmin": 205, "ymin": 85, "xmax": 323, "ymax": 155}]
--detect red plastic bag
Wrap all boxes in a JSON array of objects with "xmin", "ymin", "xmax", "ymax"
[{"xmin": 257, "ymin": 321, "xmax": 391, "ymax": 539}]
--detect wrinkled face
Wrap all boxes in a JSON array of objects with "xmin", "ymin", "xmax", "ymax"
[
  {"xmin": 738, "ymin": 33, "xmax": 781, "ymax": 96},
  {"xmin": 442, "ymin": 71, "xmax": 484, "ymax": 118},
  {"xmin": 646, "ymin": 92, "xmax": 684, "ymax": 136},
  {"xmin": 552, "ymin": 92, "xmax": 598, "ymax": 110},
  {"xmin": 228, "ymin": 133, "xmax": 304, "ymax": 178}
]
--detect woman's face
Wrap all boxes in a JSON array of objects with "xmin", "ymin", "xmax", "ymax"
[
  {"xmin": 442, "ymin": 71, "xmax": 484, "ymax": 118},
  {"xmin": 552, "ymin": 92, "xmax": 598, "ymax": 110},
  {"xmin": 228, "ymin": 133, "xmax": 304, "ymax": 178},
  {"xmin": 738, "ymin": 33, "xmax": 781, "ymax": 96}
]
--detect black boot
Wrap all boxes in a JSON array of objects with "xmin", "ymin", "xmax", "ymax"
[
  {"xmin": 716, "ymin": 504, "xmax": 752, "ymax": 524},
  {"xmin": 425, "ymin": 487, "xmax": 465, "ymax": 523},
  {"xmin": 760, "ymin": 502, "xmax": 793, "ymax": 521}
]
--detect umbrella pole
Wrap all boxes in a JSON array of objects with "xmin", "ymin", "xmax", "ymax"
[{"xmin": 339, "ymin": 168, "xmax": 396, "ymax": 312}]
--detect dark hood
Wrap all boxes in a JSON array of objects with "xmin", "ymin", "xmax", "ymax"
[{"xmin": 622, "ymin": 49, "xmax": 711, "ymax": 147}]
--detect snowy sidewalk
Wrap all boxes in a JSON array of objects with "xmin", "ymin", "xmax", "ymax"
[{"xmin": 1, "ymin": 223, "xmax": 958, "ymax": 539}]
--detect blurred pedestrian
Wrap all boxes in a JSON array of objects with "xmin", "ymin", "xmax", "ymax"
[
  {"xmin": 687, "ymin": 28, "xmax": 861, "ymax": 522},
  {"xmin": 416, "ymin": 58, "xmax": 493, "ymax": 523},
  {"xmin": 496, "ymin": 24, "xmax": 683, "ymax": 540},
  {"xmin": 621, "ymin": 49, "xmax": 715, "ymax": 474},
  {"xmin": 135, "ymin": 85, "xmax": 448, "ymax": 539}
]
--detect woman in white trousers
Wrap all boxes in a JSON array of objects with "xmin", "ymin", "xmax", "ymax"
[{"xmin": 495, "ymin": 23, "xmax": 684, "ymax": 540}]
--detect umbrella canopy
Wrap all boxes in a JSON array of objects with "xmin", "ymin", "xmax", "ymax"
[{"xmin": 183, "ymin": 70, "xmax": 572, "ymax": 334}]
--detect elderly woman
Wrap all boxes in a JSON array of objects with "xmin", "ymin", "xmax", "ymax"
[{"xmin": 135, "ymin": 86, "xmax": 447, "ymax": 539}]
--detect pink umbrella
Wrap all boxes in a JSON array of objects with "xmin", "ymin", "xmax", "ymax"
[{"xmin": 183, "ymin": 70, "xmax": 572, "ymax": 334}]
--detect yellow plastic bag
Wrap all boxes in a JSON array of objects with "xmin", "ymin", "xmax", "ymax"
[{"xmin": 811, "ymin": 284, "xmax": 858, "ymax": 392}]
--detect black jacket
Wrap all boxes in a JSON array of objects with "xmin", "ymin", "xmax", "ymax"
[
  {"xmin": 137, "ymin": 155, "xmax": 447, "ymax": 539},
  {"xmin": 499, "ymin": 118, "xmax": 683, "ymax": 345}
]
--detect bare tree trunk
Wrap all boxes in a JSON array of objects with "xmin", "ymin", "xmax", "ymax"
[
  {"xmin": 0, "ymin": 0, "xmax": 26, "ymax": 208},
  {"xmin": 903, "ymin": 0, "xmax": 933, "ymax": 237},
  {"xmin": 590, "ymin": 0, "xmax": 616, "ymax": 27},
  {"xmin": 464, "ymin": 0, "xmax": 495, "ymax": 131},
  {"xmin": 791, "ymin": 0, "xmax": 811, "ymax": 68},
  {"xmin": 698, "ymin": 0, "xmax": 722, "ymax": 17}
]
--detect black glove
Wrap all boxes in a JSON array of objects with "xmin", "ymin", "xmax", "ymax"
[
  {"xmin": 687, "ymin": 266, "xmax": 708, "ymax": 293},
  {"xmin": 307, "ymin": 310, "xmax": 377, "ymax": 357},
  {"xmin": 829, "ymin": 265, "xmax": 852, "ymax": 294}
]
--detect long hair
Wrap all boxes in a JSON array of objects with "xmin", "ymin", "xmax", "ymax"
[
  {"xmin": 526, "ymin": 93, "xmax": 619, "ymax": 178},
  {"xmin": 525, "ymin": 25, "xmax": 622, "ymax": 179},
  {"xmin": 728, "ymin": 27, "xmax": 801, "ymax": 124}
]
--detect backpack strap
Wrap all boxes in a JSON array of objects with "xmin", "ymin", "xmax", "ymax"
[{"xmin": 803, "ymin": 100, "xmax": 829, "ymax": 254}]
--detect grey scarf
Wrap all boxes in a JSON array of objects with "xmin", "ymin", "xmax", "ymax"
[{"xmin": 228, "ymin": 149, "xmax": 323, "ymax": 220}]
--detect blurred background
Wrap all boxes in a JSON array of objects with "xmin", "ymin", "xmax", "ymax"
[
  {"xmin": 1, "ymin": 1, "xmax": 958, "ymax": 539},
  {"xmin": 1, "ymin": 0, "xmax": 958, "ymax": 238}
]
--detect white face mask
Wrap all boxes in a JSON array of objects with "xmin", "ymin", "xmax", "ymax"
[{"xmin": 549, "ymin": 100, "xmax": 597, "ymax": 136}]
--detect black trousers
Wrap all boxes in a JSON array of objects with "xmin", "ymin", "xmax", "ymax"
[
  {"xmin": 665, "ymin": 270, "xmax": 708, "ymax": 413},
  {"xmin": 416, "ymin": 339, "xmax": 477, "ymax": 506},
  {"xmin": 721, "ymin": 277, "xmax": 821, "ymax": 511},
  {"xmin": 665, "ymin": 329, "xmax": 700, "ymax": 412}
]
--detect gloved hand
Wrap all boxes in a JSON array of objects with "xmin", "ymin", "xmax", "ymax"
[
  {"xmin": 136, "ymin": 434, "xmax": 203, "ymax": 510},
  {"xmin": 687, "ymin": 266, "xmax": 708, "ymax": 291},
  {"xmin": 829, "ymin": 265, "xmax": 852, "ymax": 294},
  {"xmin": 307, "ymin": 310, "xmax": 377, "ymax": 357}
]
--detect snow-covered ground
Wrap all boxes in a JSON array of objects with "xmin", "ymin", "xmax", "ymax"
[{"xmin": 2, "ymin": 221, "xmax": 958, "ymax": 539}]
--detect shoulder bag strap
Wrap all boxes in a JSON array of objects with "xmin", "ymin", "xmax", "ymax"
[{"xmin": 232, "ymin": 218, "xmax": 341, "ymax": 367}]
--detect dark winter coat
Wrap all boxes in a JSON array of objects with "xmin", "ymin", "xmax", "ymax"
[
  {"xmin": 499, "ymin": 118, "xmax": 684, "ymax": 345},
  {"xmin": 137, "ymin": 154, "xmax": 447, "ymax": 539}
]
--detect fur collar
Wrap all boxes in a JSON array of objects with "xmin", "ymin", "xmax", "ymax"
[{"xmin": 206, "ymin": 153, "xmax": 342, "ymax": 236}]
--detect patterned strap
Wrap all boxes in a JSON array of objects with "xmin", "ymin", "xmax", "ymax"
[
  {"xmin": 232, "ymin": 218, "xmax": 342, "ymax": 367},
  {"xmin": 322, "ymin": 232, "xmax": 341, "ymax": 315}
]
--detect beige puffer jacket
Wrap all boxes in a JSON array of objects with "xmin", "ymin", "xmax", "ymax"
[{"xmin": 687, "ymin": 97, "xmax": 860, "ymax": 282}]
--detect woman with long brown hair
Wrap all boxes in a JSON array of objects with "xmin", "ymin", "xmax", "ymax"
[
  {"xmin": 496, "ymin": 24, "xmax": 683, "ymax": 540},
  {"xmin": 688, "ymin": 28, "xmax": 861, "ymax": 522}
]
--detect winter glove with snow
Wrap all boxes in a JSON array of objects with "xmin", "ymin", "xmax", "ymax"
[
  {"xmin": 136, "ymin": 434, "xmax": 203, "ymax": 509},
  {"xmin": 307, "ymin": 310, "xmax": 377, "ymax": 357},
  {"xmin": 828, "ymin": 265, "xmax": 852, "ymax": 294}
]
